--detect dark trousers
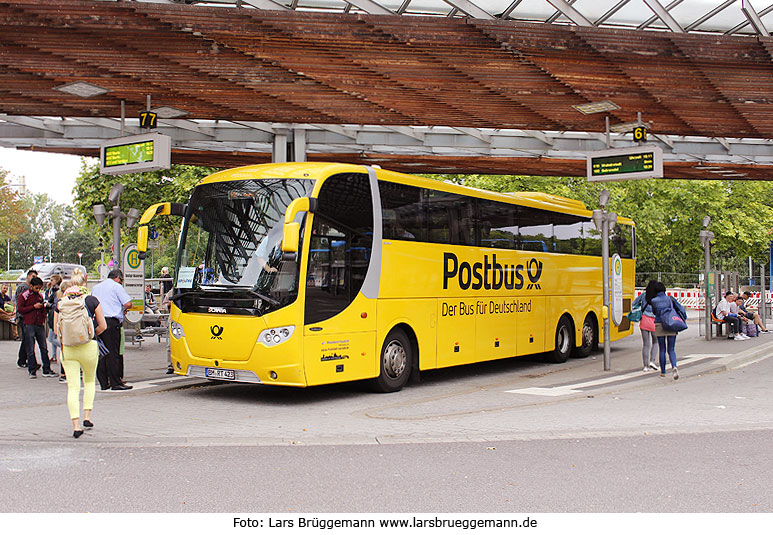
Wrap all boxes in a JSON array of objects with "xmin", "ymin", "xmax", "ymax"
[
  {"xmin": 723, "ymin": 316, "xmax": 742, "ymax": 335},
  {"xmin": 97, "ymin": 318, "xmax": 123, "ymax": 389},
  {"xmin": 17, "ymin": 322, "xmax": 27, "ymax": 366},
  {"xmin": 24, "ymin": 324, "xmax": 50, "ymax": 374}
]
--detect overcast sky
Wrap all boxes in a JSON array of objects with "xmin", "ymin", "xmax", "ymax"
[{"xmin": 0, "ymin": 147, "xmax": 93, "ymax": 204}]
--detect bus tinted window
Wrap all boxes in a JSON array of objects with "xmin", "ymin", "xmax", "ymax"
[
  {"xmin": 612, "ymin": 223, "xmax": 634, "ymax": 259},
  {"xmin": 553, "ymin": 213, "xmax": 585, "ymax": 255},
  {"xmin": 305, "ymin": 173, "xmax": 373, "ymax": 325},
  {"xmin": 478, "ymin": 199, "xmax": 518, "ymax": 249},
  {"xmin": 518, "ymin": 206, "xmax": 553, "ymax": 252},
  {"xmin": 583, "ymin": 221, "xmax": 602, "ymax": 256},
  {"xmin": 427, "ymin": 190, "xmax": 475, "ymax": 246},
  {"xmin": 379, "ymin": 181, "xmax": 425, "ymax": 241}
]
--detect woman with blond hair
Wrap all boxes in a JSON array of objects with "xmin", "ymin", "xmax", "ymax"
[{"xmin": 54, "ymin": 279, "xmax": 107, "ymax": 438}]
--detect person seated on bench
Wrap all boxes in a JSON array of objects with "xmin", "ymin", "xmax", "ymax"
[
  {"xmin": 716, "ymin": 291, "xmax": 746, "ymax": 340},
  {"xmin": 737, "ymin": 293, "xmax": 770, "ymax": 334}
]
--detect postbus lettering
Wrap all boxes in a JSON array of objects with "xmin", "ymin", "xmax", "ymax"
[{"xmin": 443, "ymin": 252, "xmax": 539, "ymax": 291}]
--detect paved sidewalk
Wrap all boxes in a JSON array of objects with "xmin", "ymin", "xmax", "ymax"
[{"xmin": 1, "ymin": 316, "xmax": 771, "ymax": 446}]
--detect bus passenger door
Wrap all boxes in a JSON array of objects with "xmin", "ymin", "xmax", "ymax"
[{"xmin": 302, "ymin": 173, "xmax": 377, "ymax": 385}]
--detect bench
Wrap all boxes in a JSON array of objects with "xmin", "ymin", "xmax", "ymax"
[{"xmin": 711, "ymin": 312, "xmax": 728, "ymax": 337}]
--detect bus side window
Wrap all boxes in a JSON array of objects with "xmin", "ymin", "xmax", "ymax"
[
  {"xmin": 519, "ymin": 206, "xmax": 552, "ymax": 253},
  {"xmin": 554, "ymin": 214, "xmax": 584, "ymax": 255},
  {"xmin": 379, "ymin": 181, "xmax": 425, "ymax": 241},
  {"xmin": 478, "ymin": 199, "xmax": 517, "ymax": 249}
]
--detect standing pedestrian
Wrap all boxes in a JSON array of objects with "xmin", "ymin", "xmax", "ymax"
[
  {"xmin": 632, "ymin": 280, "xmax": 659, "ymax": 372},
  {"xmin": 1, "ymin": 283, "xmax": 17, "ymax": 340},
  {"xmin": 45, "ymin": 274, "xmax": 62, "ymax": 364},
  {"xmin": 160, "ymin": 266, "xmax": 173, "ymax": 296},
  {"xmin": 14, "ymin": 269, "xmax": 37, "ymax": 368},
  {"xmin": 91, "ymin": 269, "xmax": 133, "ymax": 390},
  {"xmin": 54, "ymin": 281, "xmax": 107, "ymax": 438},
  {"xmin": 648, "ymin": 281, "xmax": 687, "ymax": 380},
  {"xmin": 17, "ymin": 276, "xmax": 54, "ymax": 378}
]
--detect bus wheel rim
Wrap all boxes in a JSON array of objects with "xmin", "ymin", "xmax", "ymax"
[
  {"xmin": 558, "ymin": 326, "xmax": 570, "ymax": 353},
  {"xmin": 582, "ymin": 322, "xmax": 593, "ymax": 348},
  {"xmin": 383, "ymin": 340, "xmax": 406, "ymax": 379}
]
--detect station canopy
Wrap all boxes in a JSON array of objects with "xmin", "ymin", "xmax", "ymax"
[{"xmin": 3, "ymin": 0, "xmax": 773, "ymax": 179}]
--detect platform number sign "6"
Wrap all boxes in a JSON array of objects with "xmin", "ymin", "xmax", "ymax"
[{"xmin": 633, "ymin": 126, "xmax": 647, "ymax": 142}]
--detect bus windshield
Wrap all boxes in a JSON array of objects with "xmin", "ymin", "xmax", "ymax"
[{"xmin": 176, "ymin": 178, "xmax": 314, "ymax": 309}]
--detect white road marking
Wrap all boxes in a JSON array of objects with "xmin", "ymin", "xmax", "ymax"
[{"xmin": 506, "ymin": 354, "xmax": 728, "ymax": 397}]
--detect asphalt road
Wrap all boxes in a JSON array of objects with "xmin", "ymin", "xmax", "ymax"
[{"xmin": 2, "ymin": 348, "xmax": 771, "ymax": 513}]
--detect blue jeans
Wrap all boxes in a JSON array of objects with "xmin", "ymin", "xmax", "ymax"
[
  {"xmin": 24, "ymin": 324, "xmax": 50, "ymax": 374},
  {"xmin": 656, "ymin": 335, "xmax": 677, "ymax": 374}
]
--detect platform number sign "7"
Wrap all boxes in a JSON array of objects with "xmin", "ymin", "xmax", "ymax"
[
  {"xmin": 139, "ymin": 111, "xmax": 158, "ymax": 129},
  {"xmin": 633, "ymin": 126, "xmax": 647, "ymax": 142}
]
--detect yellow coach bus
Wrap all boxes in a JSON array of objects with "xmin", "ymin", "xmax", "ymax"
[{"xmin": 137, "ymin": 162, "xmax": 635, "ymax": 392}]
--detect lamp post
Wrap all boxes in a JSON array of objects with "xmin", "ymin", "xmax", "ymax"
[
  {"xmin": 93, "ymin": 184, "xmax": 140, "ymax": 271},
  {"xmin": 699, "ymin": 216, "xmax": 715, "ymax": 341},
  {"xmin": 592, "ymin": 189, "xmax": 617, "ymax": 371}
]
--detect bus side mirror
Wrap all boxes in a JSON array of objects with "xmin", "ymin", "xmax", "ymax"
[
  {"xmin": 282, "ymin": 222, "xmax": 300, "ymax": 254},
  {"xmin": 137, "ymin": 225, "xmax": 149, "ymax": 259}
]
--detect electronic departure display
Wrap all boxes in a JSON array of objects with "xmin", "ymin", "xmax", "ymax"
[
  {"xmin": 100, "ymin": 133, "xmax": 171, "ymax": 176},
  {"xmin": 587, "ymin": 145, "xmax": 663, "ymax": 181}
]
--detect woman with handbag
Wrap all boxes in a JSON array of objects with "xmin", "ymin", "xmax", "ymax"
[
  {"xmin": 632, "ymin": 280, "xmax": 660, "ymax": 373},
  {"xmin": 647, "ymin": 281, "xmax": 688, "ymax": 380}
]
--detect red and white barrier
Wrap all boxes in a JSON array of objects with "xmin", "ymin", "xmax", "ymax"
[{"xmin": 634, "ymin": 289, "xmax": 773, "ymax": 310}]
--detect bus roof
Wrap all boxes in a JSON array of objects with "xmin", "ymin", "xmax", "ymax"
[{"xmin": 197, "ymin": 162, "xmax": 634, "ymax": 226}]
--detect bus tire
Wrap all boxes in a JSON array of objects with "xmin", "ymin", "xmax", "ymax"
[
  {"xmin": 546, "ymin": 315, "xmax": 573, "ymax": 364},
  {"xmin": 372, "ymin": 328, "xmax": 412, "ymax": 393},
  {"xmin": 572, "ymin": 314, "xmax": 597, "ymax": 358}
]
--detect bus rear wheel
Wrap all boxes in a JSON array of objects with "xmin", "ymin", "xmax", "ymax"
[
  {"xmin": 546, "ymin": 316, "xmax": 573, "ymax": 364},
  {"xmin": 572, "ymin": 314, "xmax": 597, "ymax": 358},
  {"xmin": 372, "ymin": 328, "xmax": 412, "ymax": 393}
]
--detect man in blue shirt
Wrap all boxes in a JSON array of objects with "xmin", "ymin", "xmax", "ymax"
[{"xmin": 92, "ymin": 269, "xmax": 133, "ymax": 390}]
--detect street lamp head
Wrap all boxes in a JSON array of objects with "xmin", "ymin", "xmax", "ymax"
[
  {"xmin": 608, "ymin": 212, "xmax": 618, "ymax": 231},
  {"xmin": 108, "ymin": 183, "xmax": 124, "ymax": 204},
  {"xmin": 598, "ymin": 189, "xmax": 610, "ymax": 209},
  {"xmin": 702, "ymin": 215, "xmax": 711, "ymax": 228},
  {"xmin": 93, "ymin": 204, "xmax": 106, "ymax": 226},
  {"xmin": 126, "ymin": 207, "xmax": 141, "ymax": 228},
  {"xmin": 591, "ymin": 209, "xmax": 603, "ymax": 231}
]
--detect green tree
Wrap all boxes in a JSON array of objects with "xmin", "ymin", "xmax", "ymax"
[{"xmin": 73, "ymin": 161, "xmax": 219, "ymax": 277}]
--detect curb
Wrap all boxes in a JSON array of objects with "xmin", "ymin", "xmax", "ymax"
[{"xmin": 692, "ymin": 339, "xmax": 773, "ymax": 375}]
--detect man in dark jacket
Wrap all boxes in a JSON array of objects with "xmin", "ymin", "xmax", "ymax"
[
  {"xmin": 13, "ymin": 269, "xmax": 37, "ymax": 368},
  {"xmin": 17, "ymin": 276, "xmax": 52, "ymax": 378}
]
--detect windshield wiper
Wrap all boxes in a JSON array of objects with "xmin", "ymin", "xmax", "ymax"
[{"xmin": 202, "ymin": 284, "xmax": 281, "ymax": 307}]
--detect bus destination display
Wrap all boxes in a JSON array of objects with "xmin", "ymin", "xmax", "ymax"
[
  {"xmin": 587, "ymin": 145, "xmax": 663, "ymax": 182},
  {"xmin": 99, "ymin": 133, "xmax": 171, "ymax": 176}
]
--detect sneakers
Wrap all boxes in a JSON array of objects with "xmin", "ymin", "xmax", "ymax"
[
  {"xmin": 648, "ymin": 361, "xmax": 659, "ymax": 371},
  {"xmin": 673, "ymin": 368, "xmax": 679, "ymax": 380},
  {"xmin": 643, "ymin": 367, "xmax": 649, "ymax": 373},
  {"xmin": 16, "ymin": 362, "xmax": 26, "ymax": 369},
  {"xmin": 134, "ymin": 334, "xmax": 144, "ymax": 342},
  {"xmin": 734, "ymin": 333, "xmax": 749, "ymax": 340},
  {"xmin": 41, "ymin": 370, "xmax": 57, "ymax": 378},
  {"xmin": 29, "ymin": 372, "xmax": 37, "ymax": 379},
  {"xmin": 58, "ymin": 376, "xmax": 67, "ymax": 383}
]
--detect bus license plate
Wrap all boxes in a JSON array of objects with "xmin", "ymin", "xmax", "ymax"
[{"xmin": 206, "ymin": 368, "xmax": 236, "ymax": 380}]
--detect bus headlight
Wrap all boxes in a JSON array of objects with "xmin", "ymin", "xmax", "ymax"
[
  {"xmin": 258, "ymin": 326, "xmax": 295, "ymax": 347},
  {"xmin": 170, "ymin": 320, "xmax": 186, "ymax": 340}
]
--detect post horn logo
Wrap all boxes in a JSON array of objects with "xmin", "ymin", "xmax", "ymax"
[
  {"xmin": 210, "ymin": 325, "xmax": 224, "ymax": 340},
  {"xmin": 526, "ymin": 259, "xmax": 543, "ymax": 290}
]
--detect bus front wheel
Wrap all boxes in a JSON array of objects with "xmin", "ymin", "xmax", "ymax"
[
  {"xmin": 372, "ymin": 328, "xmax": 412, "ymax": 393},
  {"xmin": 546, "ymin": 316, "xmax": 573, "ymax": 364}
]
